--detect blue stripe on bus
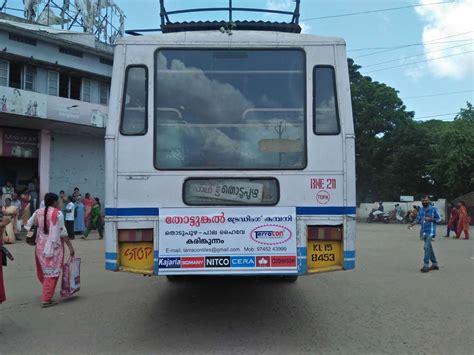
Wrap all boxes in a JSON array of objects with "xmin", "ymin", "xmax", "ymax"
[
  {"xmin": 105, "ymin": 261, "xmax": 118, "ymax": 271},
  {"xmin": 154, "ymin": 250, "xmax": 159, "ymax": 258},
  {"xmin": 105, "ymin": 208, "xmax": 159, "ymax": 217},
  {"xmin": 344, "ymin": 250, "xmax": 355, "ymax": 259},
  {"xmin": 297, "ymin": 247, "xmax": 307, "ymax": 257},
  {"xmin": 344, "ymin": 259, "xmax": 355, "ymax": 270},
  {"xmin": 296, "ymin": 206, "xmax": 356, "ymax": 215},
  {"xmin": 105, "ymin": 252, "xmax": 117, "ymax": 260},
  {"xmin": 105, "ymin": 206, "xmax": 356, "ymax": 217}
]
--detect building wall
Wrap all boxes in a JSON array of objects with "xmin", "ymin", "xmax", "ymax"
[
  {"xmin": 0, "ymin": 30, "xmax": 112, "ymax": 77},
  {"xmin": 49, "ymin": 133, "xmax": 105, "ymax": 204}
]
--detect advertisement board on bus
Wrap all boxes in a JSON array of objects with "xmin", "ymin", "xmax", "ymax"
[{"xmin": 158, "ymin": 207, "xmax": 297, "ymax": 275}]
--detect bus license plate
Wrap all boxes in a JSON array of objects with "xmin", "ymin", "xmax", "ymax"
[{"xmin": 307, "ymin": 240, "xmax": 342, "ymax": 271}]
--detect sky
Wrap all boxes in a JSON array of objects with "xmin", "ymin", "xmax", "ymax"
[{"xmin": 7, "ymin": 0, "xmax": 473, "ymax": 121}]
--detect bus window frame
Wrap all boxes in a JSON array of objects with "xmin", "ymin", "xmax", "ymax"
[
  {"xmin": 182, "ymin": 177, "xmax": 281, "ymax": 206},
  {"xmin": 313, "ymin": 65, "xmax": 341, "ymax": 136},
  {"xmin": 119, "ymin": 64, "xmax": 149, "ymax": 136},
  {"xmin": 153, "ymin": 47, "xmax": 308, "ymax": 171}
]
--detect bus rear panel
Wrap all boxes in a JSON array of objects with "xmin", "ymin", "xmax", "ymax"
[{"xmin": 104, "ymin": 31, "xmax": 356, "ymax": 278}]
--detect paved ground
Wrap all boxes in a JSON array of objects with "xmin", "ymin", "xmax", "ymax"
[{"xmin": 1, "ymin": 224, "xmax": 473, "ymax": 354}]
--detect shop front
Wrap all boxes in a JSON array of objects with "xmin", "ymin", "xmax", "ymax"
[{"xmin": 0, "ymin": 127, "xmax": 39, "ymax": 202}]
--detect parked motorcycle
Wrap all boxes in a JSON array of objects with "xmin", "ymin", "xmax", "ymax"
[{"xmin": 367, "ymin": 209, "xmax": 390, "ymax": 224}]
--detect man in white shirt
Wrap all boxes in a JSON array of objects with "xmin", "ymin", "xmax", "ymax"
[{"xmin": 64, "ymin": 196, "xmax": 75, "ymax": 240}]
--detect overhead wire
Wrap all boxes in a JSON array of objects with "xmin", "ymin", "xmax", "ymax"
[
  {"xmin": 414, "ymin": 112, "xmax": 458, "ymax": 120},
  {"xmin": 348, "ymin": 40, "xmax": 473, "ymax": 53},
  {"xmin": 403, "ymin": 90, "xmax": 474, "ymax": 100},
  {"xmin": 354, "ymin": 31, "xmax": 473, "ymax": 59},
  {"xmin": 362, "ymin": 42, "xmax": 474, "ymax": 68},
  {"xmin": 364, "ymin": 50, "xmax": 474, "ymax": 73},
  {"xmin": 301, "ymin": 1, "xmax": 456, "ymax": 21}
]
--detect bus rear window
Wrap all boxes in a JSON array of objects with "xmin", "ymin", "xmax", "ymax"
[
  {"xmin": 184, "ymin": 178, "xmax": 279, "ymax": 206},
  {"xmin": 120, "ymin": 66, "xmax": 148, "ymax": 135},
  {"xmin": 154, "ymin": 49, "xmax": 306, "ymax": 170},
  {"xmin": 313, "ymin": 66, "xmax": 340, "ymax": 135}
]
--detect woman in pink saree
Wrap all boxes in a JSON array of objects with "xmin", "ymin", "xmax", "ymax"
[
  {"xmin": 83, "ymin": 193, "xmax": 95, "ymax": 227},
  {"xmin": 26, "ymin": 193, "xmax": 75, "ymax": 307}
]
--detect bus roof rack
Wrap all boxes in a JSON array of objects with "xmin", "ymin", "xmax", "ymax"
[{"xmin": 125, "ymin": 0, "xmax": 302, "ymax": 36}]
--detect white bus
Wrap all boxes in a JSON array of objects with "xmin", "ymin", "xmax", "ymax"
[{"xmin": 104, "ymin": 27, "xmax": 356, "ymax": 280}]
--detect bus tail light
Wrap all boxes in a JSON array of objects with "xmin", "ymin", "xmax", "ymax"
[
  {"xmin": 118, "ymin": 229, "xmax": 154, "ymax": 274},
  {"xmin": 306, "ymin": 226, "xmax": 343, "ymax": 273}
]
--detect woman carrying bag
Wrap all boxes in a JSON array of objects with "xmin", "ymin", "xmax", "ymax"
[{"xmin": 25, "ymin": 193, "xmax": 75, "ymax": 308}]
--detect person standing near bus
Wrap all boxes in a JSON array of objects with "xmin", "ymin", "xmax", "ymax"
[
  {"xmin": 82, "ymin": 198, "xmax": 103, "ymax": 239},
  {"xmin": 444, "ymin": 203, "xmax": 459, "ymax": 238},
  {"xmin": 64, "ymin": 196, "xmax": 75, "ymax": 240},
  {"xmin": 25, "ymin": 193, "xmax": 75, "ymax": 308},
  {"xmin": 456, "ymin": 201, "xmax": 470, "ymax": 240},
  {"xmin": 1, "ymin": 180, "xmax": 14, "ymax": 203},
  {"xmin": 409, "ymin": 196, "xmax": 441, "ymax": 273}
]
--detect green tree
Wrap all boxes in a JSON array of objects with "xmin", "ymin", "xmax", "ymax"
[
  {"xmin": 348, "ymin": 59, "xmax": 416, "ymax": 202},
  {"xmin": 426, "ymin": 102, "xmax": 474, "ymax": 199}
]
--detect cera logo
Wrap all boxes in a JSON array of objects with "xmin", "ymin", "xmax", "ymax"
[
  {"xmin": 256, "ymin": 256, "xmax": 271, "ymax": 267},
  {"xmin": 316, "ymin": 190, "xmax": 330, "ymax": 204},
  {"xmin": 158, "ymin": 257, "xmax": 181, "ymax": 268},
  {"xmin": 230, "ymin": 256, "xmax": 256, "ymax": 268},
  {"xmin": 250, "ymin": 225, "xmax": 292, "ymax": 245},
  {"xmin": 205, "ymin": 256, "xmax": 231, "ymax": 268},
  {"xmin": 181, "ymin": 257, "xmax": 205, "ymax": 268}
]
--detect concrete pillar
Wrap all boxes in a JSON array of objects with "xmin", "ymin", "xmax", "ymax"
[{"xmin": 38, "ymin": 129, "xmax": 51, "ymax": 201}]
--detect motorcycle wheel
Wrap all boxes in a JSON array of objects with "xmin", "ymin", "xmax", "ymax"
[
  {"xmin": 384, "ymin": 218, "xmax": 390, "ymax": 224},
  {"xmin": 367, "ymin": 217, "xmax": 372, "ymax": 223}
]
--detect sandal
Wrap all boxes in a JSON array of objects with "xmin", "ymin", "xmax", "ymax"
[{"xmin": 41, "ymin": 300, "xmax": 58, "ymax": 308}]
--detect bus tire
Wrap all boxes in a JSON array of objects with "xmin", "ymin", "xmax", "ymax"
[{"xmin": 282, "ymin": 275, "xmax": 298, "ymax": 282}]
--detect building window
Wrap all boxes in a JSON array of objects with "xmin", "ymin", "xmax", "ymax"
[
  {"xmin": 69, "ymin": 76, "xmax": 81, "ymax": 100},
  {"xmin": 48, "ymin": 71, "xmax": 59, "ymax": 96},
  {"xmin": 0, "ymin": 60, "xmax": 8, "ymax": 87},
  {"xmin": 99, "ymin": 82, "xmax": 109, "ymax": 105},
  {"xmin": 23, "ymin": 65, "xmax": 36, "ymax": 91},
  {"xmin": 8, "ymin": 61, "xmax": 22, "ymax": 89},
  {"xmin": 82, "ymin": 78, "xmax": 91, "ymax": 102}
]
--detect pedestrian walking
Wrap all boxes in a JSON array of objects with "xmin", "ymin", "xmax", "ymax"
[
  {"xmin": 409, "ymin": 196, "xmax": 441, "ymax": 273},
  {"xmin": 83, "ymin": 198, "xmax": 103, "ymax": 239},
  {"xmin": 64, "ymin": 196, "xmax": 75, "ymax": 240},
  {"xmin": 25, "ymin": 193, "xmax": 75, "ymax": 308},
  {"xmin": 83, "ymin": 193, "xmax": 95, "ymax": 227},
  {"xmin": 0, "ymin": 213, "xmax": 12, "ymax": 304},
  {"xmin": 2, "ymin": 198, "xmax": 18, "ymax": 244},
  {"xmin": 74, "ymin": 196, "xmax": 85, "ymax": 236},
  {"xmin": 444, "ymin": 203, "xmax": 459, "ymax": 238},
  {"xmin": 455, "ymin": 201, "xmax": 470, "ymax": 240}
]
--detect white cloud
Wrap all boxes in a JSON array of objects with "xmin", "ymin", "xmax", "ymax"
[
  {"xmin": 265, "ymin": 0, "xmax": 292, "ymax": 12},
  {"xmin": 299, "ymin": 22, "xmax": 312, "ymax": 34},
  {"xmin": 264, "ymin": 0, "xmax": 311, "ymax": 33},
  {"xmin": 415, "ymin": 0, "xmax": 474, "ymax": 80}
]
